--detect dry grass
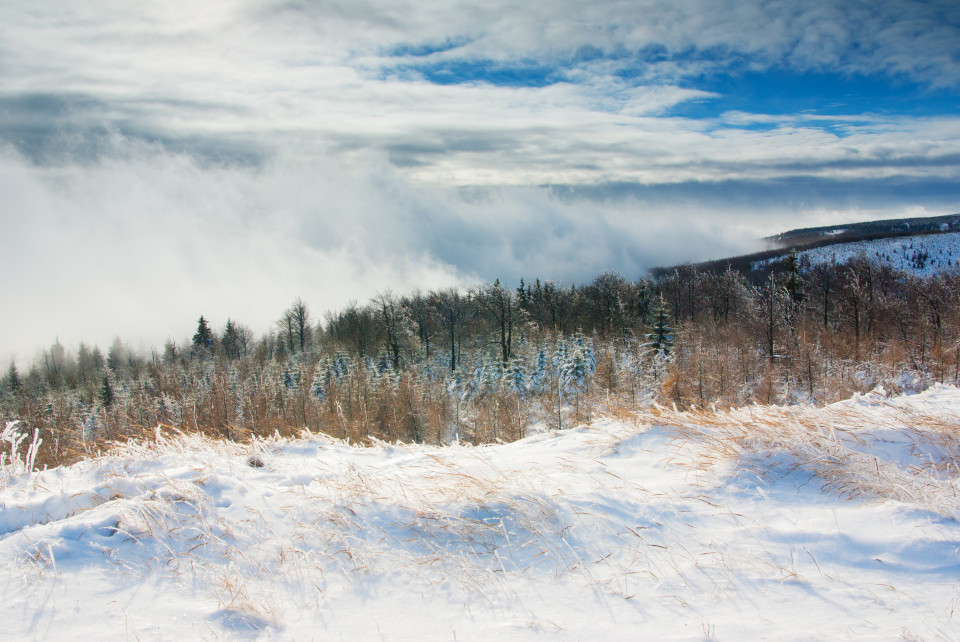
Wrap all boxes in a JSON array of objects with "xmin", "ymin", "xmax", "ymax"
[
  {"xmin": 638, "ymin": 394, "xmax": 960, "ymax": 516},
  {"xmin": 8, "ymin": 390, "xmax": 960, "ymax": 637}
]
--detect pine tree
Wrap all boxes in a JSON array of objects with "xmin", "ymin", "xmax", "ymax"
[
  {"xmin": 107, "ymin": 337, "xmax": 125, "ymax": 371},
  {"xmin": 644, "ymin": 297, "xmax": 674, "ymax": 384},
  {"xmin": 530, "ymin": 348, "xmax": 548, "ymax": 393},
  {"xmin": 783, "ymin": 251, "xmax": 804, "ymax": 305},
  {"xmin": 311, "ymin": 363, "xmax": 329, "ymax": 401},
  {"xmin": 91, "ymin": 346, "xmax": 106, "ymax": 371},
  {"xmin": 563, "ymin": 345, "xmax": 589, "ymax": 392},
  {"xmin": 573, "ymin": 331, "xmax": 597, "ymax": 376},
  {"xmin": 99, "ymin": 374, "xmax": 115, "ymax": 408},
  {"xmin": 516, "ymin": 278, "xmax": 529, "ymax": 309},
  {"xmin": 192, "ymin": 315, "xmax": 215, "ymax": 357},
  {"xmin": 333, "ymin": 352, "xmax": 350, "ymax": 381},
  {"xmin": 560, "ymin": 344, "xmax": 592, "ymax": 423},
  {"xmin": 552, "ymin": 338, "xmax": 569, "ymax": 370},
  {"xmin": 282, "ymin": 367, "xmax": 299, "ymax": 390},
  {"xmin": 507, "ymin": 358, "xmax": 526, "ymax": 396},
  {"xmin": 646, "ymin": 298, "xmax": 673, "ymax": 357},
  {"xmin": 221, "ymin": 319, "xmax": 241, "ymax": 360},
  {"xmin": 6, "ymin": 362, "xmax": 21, "ymax": 392}
]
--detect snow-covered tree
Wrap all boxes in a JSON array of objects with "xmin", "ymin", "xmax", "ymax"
[
  {"xmin": 311, "ymin": 363, "xmax": 329, "ymax": 402},
  {"xmin": 646, "ymin": 298, "xmax": 673, "ymax": 357},
  {"xmin": 333, "ymin": 352, "xmax": 350, "ymax": 381},
  {"xmin": 529, "ymin": 349, "xmax": 548, "ymax": 394},
  {"xmin": 507, "ymin": 358, "xmax": 526, "ymax": 397}
]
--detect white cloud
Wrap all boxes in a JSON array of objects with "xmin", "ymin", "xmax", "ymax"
[
  {"xmin": 1, "ymin": 1, "xmax": 958, "ymax": 187},
  {"xmin": 0, "ymin": 143, "xmax": 469, "ymax": 362}
]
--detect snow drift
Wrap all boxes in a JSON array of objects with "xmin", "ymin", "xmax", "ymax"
[{"xmin": 3, "ymin": 387, "xmax": 960, "ymax": 639}]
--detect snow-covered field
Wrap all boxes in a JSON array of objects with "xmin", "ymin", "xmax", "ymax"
[
  {"xmin": 753, "ymin": 231, "xmax": 960, "ymax": 276},
  {"xmin": 4, "ymin": 387, "xmax": 960, "ymax": 640}
]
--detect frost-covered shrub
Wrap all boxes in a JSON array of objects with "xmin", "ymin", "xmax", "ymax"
[{"xmin": 0, "ymin": 421, "xmax": 41, "ymax": 485}]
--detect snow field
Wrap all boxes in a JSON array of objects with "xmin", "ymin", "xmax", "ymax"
[
  {"xmin": 753, "ymin": 231, "xmax": 960, "ymax": 276},
  {"xmin": 3, "ymin": 388, "xmax": 960, "ymax": 639}
]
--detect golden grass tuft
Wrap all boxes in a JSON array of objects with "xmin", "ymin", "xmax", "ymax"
[{"xmin": 636, "ymin": 395, "xmax": 960, "ymax": 516}]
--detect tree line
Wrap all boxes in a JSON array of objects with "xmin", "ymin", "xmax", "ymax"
[{"xmin": 3, "ymin": 253, "xmax": 959, "ymax": 470}]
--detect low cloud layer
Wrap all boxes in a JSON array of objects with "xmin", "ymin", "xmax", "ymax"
[{"xmin": 4, "ymin": 139, "xmax": 958, "ymax": 363}]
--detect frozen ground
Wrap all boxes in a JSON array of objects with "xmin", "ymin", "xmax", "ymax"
[{"xmin": 4, "ymin": 386, "xmax": 960, "ymax": 640}]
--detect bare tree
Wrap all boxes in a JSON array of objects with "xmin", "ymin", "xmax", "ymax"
[
  {"xmin": 282, "ymin": 297, "xmax": 312, "ymax": 354},
  {"xmin": 477, "ymin": 280, "xmax": 515, "ymax": 366},
  {"xmin": 432, "ymin": 289, "xmax": 466, "ymax": 371},
  {"xmin": 405, "ymin": 291, "xmax": 433, "ymax": 360},
  {"xmin": 373, "ymin": 291, "xmax": 407, "ymax": 370}
]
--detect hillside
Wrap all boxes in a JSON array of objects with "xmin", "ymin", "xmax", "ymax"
[
  {"xmin": 753, "ymin": 230, "xmax": 960, "ymax": 276},
  {"xmin": 651, "ymin": 212, "xmax": 960, "ymax": 280},
  {"xmin": 766, "ymin": 212, "xmax": 960, "ymax": 249},
  {"xmin": 3, "ymin": 386, "xmax": 960, "ymax": 639}
]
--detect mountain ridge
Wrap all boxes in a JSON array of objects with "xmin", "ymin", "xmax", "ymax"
[{"xmin": 650, "ymin": 212, "xmax": 960, "ymax": 280}]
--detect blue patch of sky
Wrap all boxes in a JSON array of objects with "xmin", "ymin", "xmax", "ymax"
[
  {"xmin": 385, "ymin": 43, "xmax": 652, "ymax": 88},
  {"xmin": 668, "ymin": 68, "xmax": 960, "ymax": 121},
  {"xmin": 382, "ymin": 40, "xmax": 959, "ymax": 127},
  {"xmin": 388, "ymin": 39, "xmax": 470, "ymax": 58},
  {"xmin": 385, "ymin": 37, "xmax": 570, "ymax": 87},
  {"xmin": 610, "ymin": 43, "xmax": 960, "ymax": 124},
  {"xmin": 386, "ymin": 59, "xmax": 567, "ymax": 88}
]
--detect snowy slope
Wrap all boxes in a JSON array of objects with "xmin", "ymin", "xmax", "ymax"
[
  {"xmin": 753, "ymin": 231, "xmax": 960, "ymax": 276},
  {"xmin": 4, "ymin": 388, "xmax": 960, "ymax": 639}
]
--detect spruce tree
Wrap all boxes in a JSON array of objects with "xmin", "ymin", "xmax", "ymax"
[
  {"xmin": 192, "ymin": 315, "xmax": 215, "ymax": 358},
  {"xmin": 573, "ymin": 331, "xmax": 597, "ymax": 376},
  {"xmin": 221, "ymin": 319, "xmax": 241, "ymax": 360},
  {"xmin": 508, "ymin": 358, "xmax": 526, "ymax": 396},
  {"xmin": 530, "ymin": 348, "xmax": 548, "ymax": 393},
  {"xmin": 99, "ymin": 374, "xmax": 115, "ymax": 408},
  {"xmin": 107, "ymin": 337, "xmax": 125, "ymax": 371},
  {"xmin": 783, "ymin": 251, "xmax": 805, "ymax": 305},
  {"xmin": 311, "ymin": 363, "xmax": 329, "ymax": 401},
  {"xmin": 646, "ymin": 298, "xmax": 673, "ymax": 357},
  {"xmin": 6, "ymin": 362, "xmax": 21, "ymax": 392},
  {"xmin": 333, "ymin": 352, "xmax": 349, "ymax": 381}
]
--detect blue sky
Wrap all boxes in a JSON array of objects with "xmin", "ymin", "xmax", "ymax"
[
  {"xmin": 1, "ymin": 0, "xmax": 959, "ymax": 359},
  {"xmin": 674, "ymin": 69, "xmax": 960, "ymax": 119},
  {"xmin": 395, "ymin": 52, "xmax": 959, "ymax": 119}
]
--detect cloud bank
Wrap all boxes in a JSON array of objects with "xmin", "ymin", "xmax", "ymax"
[{"xmin": 4, "ymin": 139, "xmax": 958, "ymax": 363}]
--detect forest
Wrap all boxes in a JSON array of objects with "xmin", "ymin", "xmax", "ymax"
[{"xmin": 3, "ymin": 253, "xmax": 958, "ymax": 470}]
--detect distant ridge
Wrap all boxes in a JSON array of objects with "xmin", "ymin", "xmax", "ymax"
[
  {"xmin": 766, "ymin": 212, "xmax": 960, "ymax": 249},
  {"xmin": 650, "ymin": 212, "xmax": 960, "ymax": 281}
]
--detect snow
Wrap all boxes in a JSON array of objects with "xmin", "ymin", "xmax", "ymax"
[
  {"xmin": 4, "ymin": 389, "xmax": 960, "ymax": 639},
  {"xmin": 754, "ymin": 231, "xmax": 960, "ymax": 276}
]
